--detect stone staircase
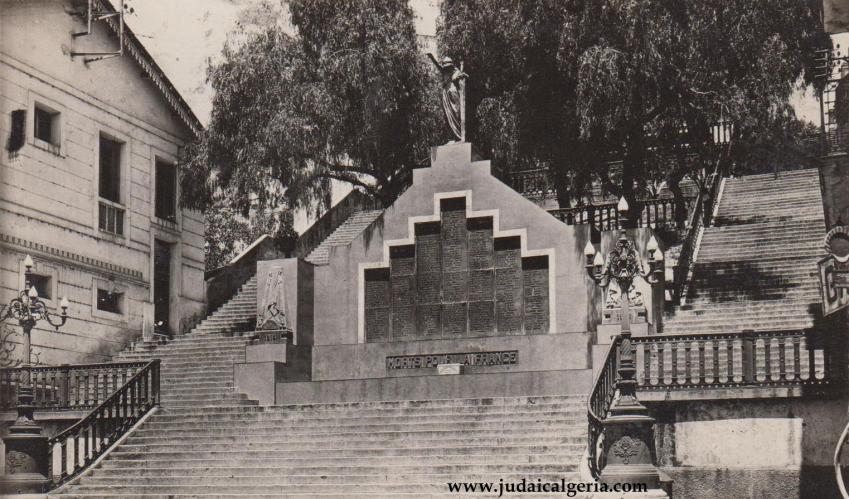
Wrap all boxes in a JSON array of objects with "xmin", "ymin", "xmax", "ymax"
[
  {"xmin": 191, "ymin": 276, "xmax": 257, "ymax": 335},
  {"xmin": 51, "ymin": 257, "xmax": 588, "ymax": 497},
  {"xmin": 304, "ymin": 209, "xmax": 384, "ymax": 265},
  {"xmin": 53, "ymin": 396, "xmax": 586, "ymax": 497},
  {"xmin": 664, "ymin": 169, "xmax": 826, "ymax": 334}
]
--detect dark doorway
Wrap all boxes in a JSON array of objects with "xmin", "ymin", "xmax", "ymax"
[{"xmin": 154, "ymin": 240, "xmax": 172, "ymax": 336}]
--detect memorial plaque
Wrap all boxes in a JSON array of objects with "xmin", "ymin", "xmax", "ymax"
[
  {"xmin": 496, "ymin": 268, "xmax": 523, "ymax": 334},
  {"xmin": 417, "ymin": 272, "xmax": 441, "ymax": 304},
  {"xmin": 494, "ymin": 237, "xmax": 522, "ymax": 269},
  {"xmin": 468, "ymin": 217, "xmax": 494, "ymax": 270},
  {"xmin": 365, "ymin": 307, "xmax": 390, "ymax": 342},
  {"xmin": 415, "ymin": 222, "xmax": 441, "ymax": 273},
  {"xmin": 442, "ymin": 302, "xmax": 468, "ymax": 336},
  {"xmin": 441, "ymin": 209, "xmax": 468, "ymax": 272},
  {"xmin": 390, "ymin": 245, "xmax": 416, "ymax": 276},
  {"xmin": 364, "ymin": 268, "xmax": 390, "ymax": 309},
  {"xmin": 391, "ymin": 275, "xmax": 415, "ymax": 307},
  {"xmin": 469, "ymin": 269, "xmax": 494, "ymax": 302},
  {"xmin": 386, "ymin": 350, "xmax": 518, "ymax": 369},
  {"xmin": 522, "ymin": 256, "xmax": 549, "ymax": 334},
  {"xmin": 443, "ymin": 271, "xmax": 468, "ymax": 303},
  {"xmin": 417, "ymin": 304, "xmax": 442, "ymax": 336},
  {"xmin": 469, "ymin": 301, "xmax": 496, "ymax": 335},
  {"xmin": 391, "ymin": 305, "xmax": 416, "ymax": 338}
]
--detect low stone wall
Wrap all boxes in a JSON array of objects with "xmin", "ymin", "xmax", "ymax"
[
  {"xmin": 274, "ymin": 368, "xmax": 593, "ymax": 405},
  {"xmin": 652, "ymin": 395, "xmax": 849, "ymax": 499}
]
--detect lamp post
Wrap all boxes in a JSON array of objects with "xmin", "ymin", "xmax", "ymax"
[
  {"xmin": 584, "ymin": 197, "xmax": 663, "ymax": 488},
  {"xmin": 1, "ymin": 255, "xmax": 69, "ymax": 493}
]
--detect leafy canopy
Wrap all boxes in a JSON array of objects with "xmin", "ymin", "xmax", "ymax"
[
  {"xmin": 439, "ymin": 0, "xmax": 829, "ymax": 205},
  {"xmin": 180, "ymin": 0, "xmax": 442, "ymax": 218}
]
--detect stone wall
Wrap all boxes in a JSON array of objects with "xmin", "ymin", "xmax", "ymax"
[{"xmin": 652, "ymin": 396, "xmax": 849, "ymax": 499}]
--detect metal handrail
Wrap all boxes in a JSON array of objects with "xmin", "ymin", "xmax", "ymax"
[
  {"xmin": 586, "ymin": 336, "xmax": 620, "ymax": 479},
  {"xmin": 47, "ymin": 359, "xmax": 160, "ymax": 487}
]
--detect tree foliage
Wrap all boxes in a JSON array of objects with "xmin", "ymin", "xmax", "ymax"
[
  {"xmin": 180, "ymin": 0, "xmax": 442, "ymax": 219},
  {"xmin": 438, "ymin": 0, "xmax": 830, "ymax": 207},
  {"xmin": 204, "ymin": 201, "xmax": 298, "ymax": 271}
]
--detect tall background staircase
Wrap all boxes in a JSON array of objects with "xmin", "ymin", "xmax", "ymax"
[{"xmin": 664, "ymin": 169, "xmax": 825, "ymax": 334}]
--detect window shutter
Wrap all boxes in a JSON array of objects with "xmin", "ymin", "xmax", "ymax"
[{"xmin": 6, "ymin": 110, "xmax": 26, "ymax": 154}]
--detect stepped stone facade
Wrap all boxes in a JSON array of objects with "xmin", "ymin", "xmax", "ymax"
[{"xmin": 0, "ymin": 0, "xmax": 205, "ymax": 365}]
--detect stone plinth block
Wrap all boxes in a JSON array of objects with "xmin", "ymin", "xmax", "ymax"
[
  {"xmin": 246, "ymin": 342, "xmax": 289, "ymax": 364},
  {"xmin": 437, "ymin": 363, "xmax": 463, "ymax": 375},
  {"xmin": 597, "ymin": 322, "xmax": 650, "ymax": 345}
]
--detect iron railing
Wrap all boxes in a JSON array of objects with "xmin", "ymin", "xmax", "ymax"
[
  {"xmin": 549, "ymin": 196, "xmax": 694, "ymax": 232},
  {"xmin": 633, "ymin": 330, "xmax": 829, "ymax": 390},
  {"xmin": 0, "ymin": 361, "xmax": 148, "ymax": 411},
  {"xmin": 48, "ymin": 359, "xmax": 159, "ymax": 487},
  {"xmin": 671, "ymin": 161, "xmax": 725, "ymax": 305},
  {"xmin": 587, "ymin": 329, "xmax": 832, "ymax": 479},
  {"xmin": 586, "ymin": 336, "xmax": 620, "ymax": 480}
]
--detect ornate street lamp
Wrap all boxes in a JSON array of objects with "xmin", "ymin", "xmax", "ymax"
[
  {"xmin": 0, "ymin": 255, "xmax": 69, "ymax": 493},
  {"xmin": 584, "ymin": 197, "xmax": 663, "ymax": 488}
]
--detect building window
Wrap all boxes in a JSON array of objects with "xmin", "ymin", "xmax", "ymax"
[
  {"xmin": 99, "ymin": 135, "xmax": 122, "ymax": 203},
  {"xmin": 28, "ymin": 274, "xmax": 51, "ymax": 300},
  {"xmin": 98, "ymin": 201, "xmax": 125, "ymax": 235},
  {"xmin": 96, "ymin": 288, "xmax": 123, "ymax": 314},
  {"xmin": 34, "ymin": 105, "xmax": 59, "ymax": 146},
  {"xmin": 155, "ymin": 159, "xmax": 177, "ymax": 222},
  {"xmin": 98, "ymin": 134, "xmax": 124, "ymax": 236}
]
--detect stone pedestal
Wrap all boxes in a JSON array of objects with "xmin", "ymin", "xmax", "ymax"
[
  {"xmin": 0, "ymin": 389, "xmax": 49, "ymax": 494},
  {"xmin": 601, "ymin": 413, "xmax": 661, "ymax": 489}
]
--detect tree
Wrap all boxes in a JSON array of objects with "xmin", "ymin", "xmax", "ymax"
[
  {"xmin": 438, "ymin": 0, "xmax": 830, "ymax": 211},
  {"xmin": 204, "ymin": 200, "xmax": 298, "ymax": 271},
  {"xmin": 180, "ymin": 0, "xmax": 441, "ymax": 219}
]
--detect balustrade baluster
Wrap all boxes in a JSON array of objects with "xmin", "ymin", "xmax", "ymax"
[
  {"xmin": 657, "ymin": 343, "xmax": 665, "ymax": 385},
  {"xmin": 642, "ymin": 343, "xmax": 651, "ymax": 386},
  {"xmin": 809, "ymin": 341, "xmax": 817, "ymax": 380},
  {"xmin": 763, "ymin": 338, "xmax": 771, "ymax": 382},
  {"xmin": 71, "ymin": 432, "xmax": 80, "ymax": 472},
  {"xmin": 726, "ymin": 340, "xmax": 734, "ymax": 383},
  {"xmin": 61, "ymin": 367, "xmax": 69, "ymax": 407},
  {"xmin": 671, "ymin": 341, "xmax": 679, "ymax": 384},
  {"xmin": 684, "ymin": 341, "xmax": 692, "ymax": 385},
  {"xmin": 793, "ymin": 336, "xmax": 802, "ymax": 381},
  {"xmin": 778, "ymin": 337, "xmax": 787, "ymax": 382},
  {"xmin": 84, "ymin": 372, "xmax": 90, "ymax": 406},
  {"xmin": 698, "ymin": 341, "xmax": 706, "ymax": 386},
  {"xmin": 60, "ymin": 440, "xmax": 67, "ymax": 480},
  {"xmin": 83, "ymin": 427, "xmax": 89, "ymax": 465},
  {"xmin": 130, "ymin": 379, "xmax": 136, "ymax": 415}
]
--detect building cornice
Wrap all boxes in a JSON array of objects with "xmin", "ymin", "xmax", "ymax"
[{"xmin": 1, "ymin": 233, "xmax": 147, "ymax": 286}]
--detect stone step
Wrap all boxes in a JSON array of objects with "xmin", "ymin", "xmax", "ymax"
[
  {"xmin": 97, "ymin": 452, "xmax": 574, "ymax": 471},
  {"xmin": 64, "ymin": 476, "xmax": 578, "ymax": 495},
  {"xmin": 154, "ymin": 397, "xmax": 584, "ymax": 414},
  {"xmin": 116, "ymin": 436, "xmax": 581, "ymax": 453},
  {"xmin": 124, "ymin": 428, "xmax": 583, "ymax": 446},
  {"xmin": 107, "ymin": 443, "xmax": 586, "ymax": 461},
  {"xmin": 147, "ymin": 410, "xmax": 584, "ymax": 428},
  {"xmin": 77, "ymin": 471, "xmax": 575, "ymax": 487},
  {"xmin": 134, "ymin": 420, "xmax": 583, "ymax": 436},
  {"xmin": 663, "ymin": 321, "xmax": 813, "ymax": 334},
  {"xmin": 141, "ymin": 413, "xmax": 586, "ymax": 436}
]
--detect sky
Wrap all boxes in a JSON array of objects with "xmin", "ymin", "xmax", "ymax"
[{"xmin": 125, "ymin": 0, "xmax": 439, "ymax": 124}]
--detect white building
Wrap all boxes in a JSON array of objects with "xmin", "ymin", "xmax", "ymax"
[{"xmin": 0, "ymin": 0, "xmax": 206, "ymax": 365}]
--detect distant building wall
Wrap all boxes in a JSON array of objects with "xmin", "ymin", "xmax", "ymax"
[{"xmin": 0, "ymin": 0, "xmax": 205, "ymax": 364}]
